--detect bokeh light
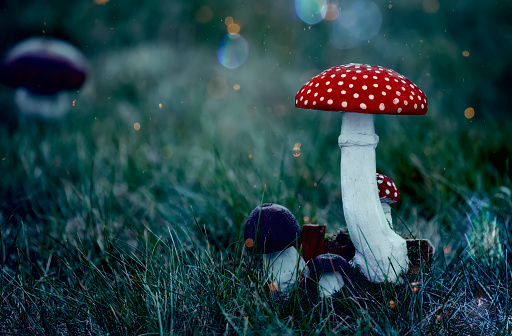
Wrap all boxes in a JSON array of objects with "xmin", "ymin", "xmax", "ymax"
[
  {"xmin": 292, "ymin": 142, "xmax": 302, "ymax": 157},
  {"xmin": 160, "ymin": 146, "xmax": 173, "ymax": 160},
  {"xmin": 225, "ymin": 16, "xmax": 234, "ymax": 26},
  {"xmin": 94, "ymin": 0, "xmax": 109, "ymax": 4},
  {"xmin": 295, "ymin": 0, "xmax": 328, "ymax": 25},
  {"xmin": 133, "ymin": 122, "xmax": 141, "ymax": 131},
  {"xmin": 330, "ymin": 0, "xmax": 382, "ymax": 50},
  {"xmin": 462, "ymin": 50, "xmax": 470, "ymax": 57},
  {"xmin": 217, "ymin": 34, "xmax": 249, "ymax": 69},
  {"xmin": 464, "ymin": 107, "xmax": 475, "ymax": 119},
  {"xmin": 227, "ymin": 23, "xmax": 241, "ymax": 34},
  {"xmin": 195, "ymin": 5, "xmax": 213, "ymax": 23},
  {"xmin": 423, "ymin": 0, "xmax": 440, "ymax": 13},
  {"xmin": 324, "ymin": 3, "xmax": 340, "ymax": 21}
]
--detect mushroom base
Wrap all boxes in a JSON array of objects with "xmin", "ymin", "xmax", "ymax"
[
  {"xmin": 318, "ymin": 272, "xmax": 344, "ymax": 298},
  {"xmin": 15, "ymin": 88, "xmax": 71, "ymax": 119},
  {"xmin": 263, "ymin": 246, "xmax": 308, "ymax": 294}
]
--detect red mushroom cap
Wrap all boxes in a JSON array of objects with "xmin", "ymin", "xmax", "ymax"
[
  {"xmin": 295, "ymin": 63, "xmax": 427, "ymax": 115},
  {"xmin": 0, "ymin": 37, "xmax": 87, "ymax": 95},
  {"xmin": 377, "ymin": 173, "xmax": 400, "ymax": 204}
]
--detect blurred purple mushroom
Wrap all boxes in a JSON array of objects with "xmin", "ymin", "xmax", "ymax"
[{"xmin": 0, "ymin": 36, "xmax": 87, "ymax": 119}]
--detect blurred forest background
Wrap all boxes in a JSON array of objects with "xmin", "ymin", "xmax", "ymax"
[{"xmin": 0, "ymin": 0, "xmax": 511, "ymax": 253}]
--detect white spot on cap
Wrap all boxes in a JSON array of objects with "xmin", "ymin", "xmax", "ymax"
[
  {"xmin": 362, "ymin": 85, "xmax": 368, "ymax": 90},
  {"xmin": 360, "ymin": 103, "xmax": 367, "ymax": 109},
  {"xmin": 379, "ymin": 103, "xmax": 385, "ymax": 110},
  {"xmin": 315, "ymin": 83, "xmax": 319, "ymax": 87},
  {"xmin": 421, "ymin": 104, "xmax": 424, "ymax": 109},
  {"xmin": 307, "ymin": 89, "xmax": 311, "ymax": 94},
  {"xmin": 397, "ymin": 107, "xmax": 402, "ymax": 113},
  {"xmin": 327, "ymin": 88, "xmax": 333, "ymax": 92},
  {"xmin": 382, "ymin": 91, "xmax": 387, "ymax": 96},
  {"xmin": 386, "ymin": 85, "xmax": 392, "ymax": 90},
  {"xmin": 295, "ymin": 99, "xmax": 298, "ymax": 104},
  {"xmin": 314, "ymin": 92, "xmax": 318, "ymax": 97},
  {"xmin": 369, "ymin": 94, "xmax": 374, "ymax": 100},
  {"xmin": 300, "ymin": 96, "xmax": 304, "ymax": 101},
  {"xmin": 341, "ymin": 74, "xmax": 347, "ymax": 78},
  {"xmin": 327, "ymin": 99, "xmax": 333, "ymax": 105},
  {"xmin": 404, "ymin": 101, "xmax": 408, "ymax": 105},
  {"xmin": 330, "ymin": 74, "xmax": 335, "ymax": 78},
  {"xmin": 304, "ymin": 100, "xmax": 308, "ymax": 105},
  {"xmin": 414, "ymin": 104, "xmax": 418, "ymax": 109},
  {"xmin": 341, "ymin": 90, "xmax": 346, "ymax": 94},
  {"xmin": 342, "ymin": 101, "xmax": 347, "ymax": 108},
  {"xmin": 393, "ymin": 98, "xmax": 399, "ymax": 104},
  {"xmin": 353, "ymin": 93, "xmax": 359, "ymax": 98},
  {"xmin": 326, "ymin": 81, "xmax": 331, "ymax": 85},
  {"xmin": 320, "ymin": 97, "xmax": 325, "ymax": 101},
  {"xmin": 373, "ymin": 83, "xmax": 378, "ymax": 87},
  {"xmin": 385, "ymin": 189, "xmax": 390, "ymax": 195},
  {"xmin": 385, "ymin": 77, "xmax": 390, "ymax": 81},
  {"xmin": 363, "ymin": 75, "xmax": 368, "ymax": 79},
  {"xmin": 396, "ymin": 91, "xmax": 401, "ymax": 96},
  {"xmin": 349, "ymin": 84, "xmax": 354, "ymax": 88},
  {"xmin": 338, "ymin": 81, "xmax": 343, "ymax": 85},
  {"xmin": 313, "ymin": 101, "xmax": 316, "ymax": 105}
]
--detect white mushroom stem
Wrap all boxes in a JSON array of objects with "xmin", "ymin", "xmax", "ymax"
[
  {"xmin": 263, "ymin": 246, "xmax": 308, "ymax": 294},
  {"xmin": 318, "ymin": 272, "xmax": 344, "ymax": 298},
  {"xmin": 338, "ymin": 112, "xmax": 408, "ymax": 283},
  {"xmin": 15, "ymin": 88, "xmax": 71, "ymax": 119},
  {"xmin": 381, "ymin": 202, "xmax": 393, "ymax": 228}
]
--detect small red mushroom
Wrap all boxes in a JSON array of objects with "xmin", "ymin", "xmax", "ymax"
[
  {"xmin": 377, "ymin": 173, "xmax": 400, "ymax": 228},
  {"xmin": 295, "ymin": 63, "xmax": 428, "ymax": 283}
]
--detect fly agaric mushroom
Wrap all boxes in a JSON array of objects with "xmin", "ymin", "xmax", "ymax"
[
  {"xmin": 310, "ymin": 253, "xmax": 350, "ymax": 298},
  {"xmin": 377, "ymin": 173, "xmax": 400, "ymax": 228},
  {"xmin": 295, "ymin": 63, "xmax": 428, "ymax": 283},
  {"xmin": 244, "ymin": 203, "xmax": 308, "ymax": 294},
  {"xmin": 0, "ymin": 36, "xmax": 87, "ymax": 119}
]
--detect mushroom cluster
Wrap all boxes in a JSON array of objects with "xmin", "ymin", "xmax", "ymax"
[
  {"xmin": 0, "ymin": 36, "xmax": 88, "ymax": 119},
  {"xmin": 244, "ymin": 203, "xmax": 308, "ymax": 294},
  {"xmin": 295, "ymin": 63, "xmax": 428, "ymax": 283}
]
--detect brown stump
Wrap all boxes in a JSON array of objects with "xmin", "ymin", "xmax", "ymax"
[{"xmin": 300, "ymin": 224, "xmax": 326, "ymax": 262}]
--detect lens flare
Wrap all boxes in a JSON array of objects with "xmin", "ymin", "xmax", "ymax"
[
  {"xmin": 330, "ymin": 0, "xmax": 382, "ymax": 50},
  {"xmin": 295, "ymin": 0, "xmax": 328, "ymax": 25},
  {"xmin": 217, "ymin": 34, "xmax": 249, "ymax": 69}
]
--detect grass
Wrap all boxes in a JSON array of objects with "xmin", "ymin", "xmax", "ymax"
[{"xmin": 1, "ymin": 2, "xmax": 512, "ymax": 332}]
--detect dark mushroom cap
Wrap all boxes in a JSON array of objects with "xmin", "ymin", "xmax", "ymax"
[
  {"xmin": 310, "ymin": 253, "xmax": 350, "ymax": 277},
  {"xmin": 244, "ymin": 203, "xmax": 301, "ymax": 254},
  {"xmin": 0, "ymin": 37, "xmax": 87, "ymax": 95}
]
